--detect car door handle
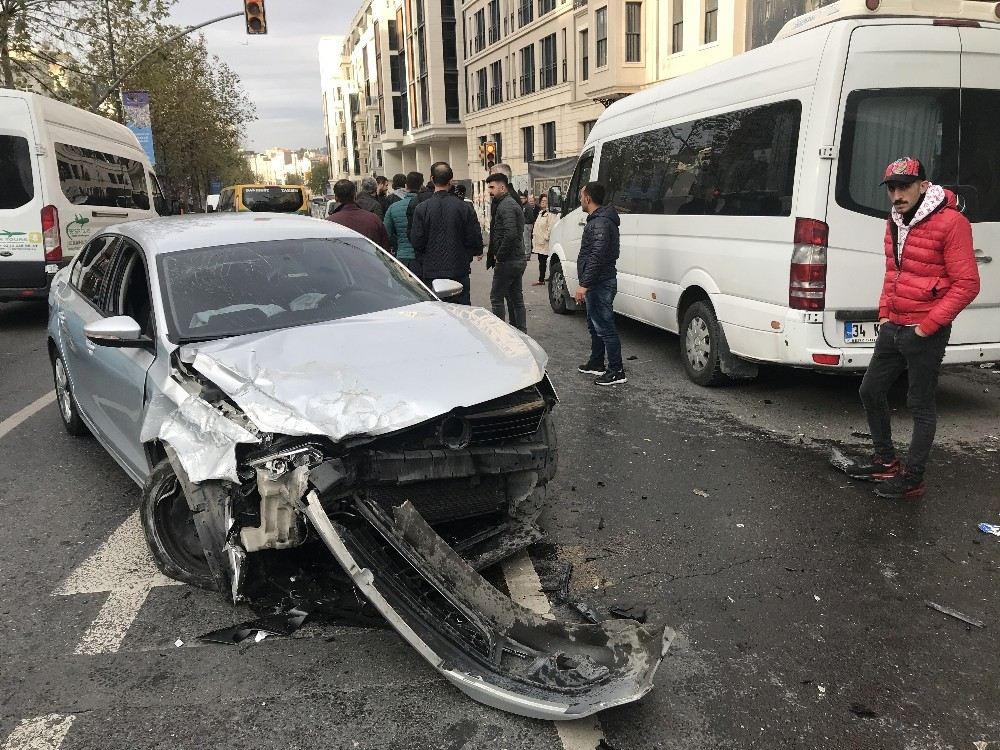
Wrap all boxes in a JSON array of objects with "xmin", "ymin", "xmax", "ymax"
[
  {"xmin": 974, "ymin": 249, "xmax": 992, "ymax": 264},
  {"xmin": 91, "ymin": 210, "xmax": 129, "ymax": 218}
]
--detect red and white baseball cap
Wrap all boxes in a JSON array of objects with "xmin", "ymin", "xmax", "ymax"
[{"xmin": 880, "ymin": 157, "xmax": 927, "ymax": 185}]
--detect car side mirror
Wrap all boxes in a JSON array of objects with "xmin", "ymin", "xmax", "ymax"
[
  {"xmin": 431, "ymin": 279, "xmax": 464, "ymax": 299},
  {"xmin": 84, "ymin": 316, "xmax": 149, "ymax": 348},
  {"xmin": 547, "ymin": 186, "xmax": 563, "ymax": 215}
]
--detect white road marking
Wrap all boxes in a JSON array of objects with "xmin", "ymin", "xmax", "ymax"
[
  {"xmin": 501, "ymin": 550, "xmax": 607, "ymax": 750},
  {"xmin": 53, "ymin": 510, "xmax": 179, "ymax": 655},
  {"xmin": 0, "ymin": 391, "xmax": 56, "ymax": 441},
  {"xmin": 0, "ymin": 714, "xmax": 75, "ymax": 750}
]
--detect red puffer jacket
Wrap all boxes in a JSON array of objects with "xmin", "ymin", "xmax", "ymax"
[{"xmin": 879, "ymin": 186, "xmax": 980, "ymax": 336}]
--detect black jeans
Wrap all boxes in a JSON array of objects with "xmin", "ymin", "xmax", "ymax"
[
  {"xmin": 859, "ymin": 321, "xmax": 950, "ymax": 476},
  {"xmin": 585, "ymin": 277, "xmax": 622, "ymax": 371},
  {"xmin": 423, "ymin": 273, "xmax": 471, "ymax": 305},
  {"xmin": 536, "ymin": 253, "xmax": 548, "ymax": 283},
  {"xmin": 490, "ymin": 260, "xmax": 527, "ymax": 332}
]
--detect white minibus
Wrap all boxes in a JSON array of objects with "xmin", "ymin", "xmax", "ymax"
[
  {"xmin": 547, "ymin": 0, "xmax": 999, "ymax": 385},
  {"xmin": 0, "ymin": 89, "xmax": 164, "ymax": 301}
]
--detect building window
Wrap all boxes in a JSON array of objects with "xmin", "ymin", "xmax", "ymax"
[
  {"xmin": 562, "ymin": 28, "xmax": 568, "ymax": 81},
  {"xmin": 474, "ymin": 9, "xmax": 486, "ymax": 52},
  {"xmin": 540, "ymin": 33, "xmax": 557, "ymax": 89},
  {"xmin": 704, "ymin": 0, "xmax": 718, "ymax": 43},
  {"xmin": 490, "ymin": 60, "xmax": 503, "ymax": 105},
  {"xmin": 672, "ymin": 0, "xmax": 684, "ymax": 52},
  {"xmin": 493, "ymin": 133, "xmax": 503, "ymax": 162},
  {"xmin": 582, "ymin": 120, "xmax": 596, "ymax": 140},
  {"xmin": 476, "ymin": 67, "xmax": 488, "ymax": 110},
  {"xmin": 518, "ymin": 0, "xmax": 533, "ymax": 27},
  {"xmin": 488, "ymin": 0, "xmax": 501, "ymax": 43},
  {"xmin": 595, "ymin": 7, "xmax": 608, "ymax": 68},
  {"xmin": 519, "ymin": 44, "xmax": 536, "ymax": 95},
  {"xmin": 542, "ymin": 121, "xmax": 556, "ymax": 159},
  {"xmin": 522, "ymin": 126, "xmax": 534, "ymax": 162},
  {"xmin": 443, "ymin": 1, "xmax": 460, "ymax": 123},
  {"xmin": 626, "ymin": 2, "xmax": 641, "ymax": 62},
  {"xmin": 580, "ymin": 30, "xmax": 589, "ymax": 80},
  {"xmin": 538, "ymin": 0, "xmax": 556, "ymax": 15}
]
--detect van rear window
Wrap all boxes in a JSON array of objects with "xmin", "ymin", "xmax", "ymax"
[
  {"xmin": 0, "ymin": 135, "xmax": 34, "ymax": 209},
  {"xmin": 55, "ymin": 143, "xmax": 150, "ymax": 210},
  {"xmin": 240, "ymin": 186, "xmax": 305, "ymax": 213},
  {"xmin": 837, "ymin": 88, "xmax": 1000, "ymax": 223}
]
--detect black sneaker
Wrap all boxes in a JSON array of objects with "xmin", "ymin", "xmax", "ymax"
[
  {"xmin": 594, "ymin": 369, "xmax": 627, "ymax": 386},
  {"xmin": 578, "ymin": 361, "xmax": 605, "ymax": 375},
  {"xmin": 874, "ymin": 470, "xmax": 925, "ymax": 499},
  {"xmin": 846, "ymin": 454, "xmax": 901, "ymax": 481}
]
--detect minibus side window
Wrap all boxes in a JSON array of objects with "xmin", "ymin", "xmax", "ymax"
[
  {"xmin": 0, "ymin": 135, "xmax": 34, "ymax": 209},
  {"xmin": 564, "ymin": 149, "xmax": 594, "ymax": 214},
  {"xmin": 55, "ymin": 143, "xmax": 150, "ymax": 210}
]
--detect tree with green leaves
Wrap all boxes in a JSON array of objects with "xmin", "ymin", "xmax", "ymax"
[{"xmin": 307, "ymin": 160, "xmax": 330, "ymax": 195}]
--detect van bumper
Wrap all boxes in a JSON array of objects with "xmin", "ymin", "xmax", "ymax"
[{"xmin": 0, "ymin": 259, "xmax": 69, "ymax": 302}]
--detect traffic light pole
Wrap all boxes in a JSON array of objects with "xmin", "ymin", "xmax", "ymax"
[{"xmin": 91, "ymin": 11, "xmax": 243, "ymax": 113}]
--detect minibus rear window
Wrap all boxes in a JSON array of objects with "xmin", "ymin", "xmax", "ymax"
[
  {"xmin": 0, "ymin": 135, "xmax": 34, "ymax": 209},
  {"xmin": 240, "ymin": 186, "xmax": 305, "ymax": 213},
  {"xmin": 55, "ymin": 143, "xmax": 150, "ymax": 210},
  {"xmin": 837, "ymin": 88, "xmax": 1000, "ymax": 223}
]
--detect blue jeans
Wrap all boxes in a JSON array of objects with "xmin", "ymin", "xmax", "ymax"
[{"xmin": 585, "ymin": 277, "xmax": 622, "ymax": 371}]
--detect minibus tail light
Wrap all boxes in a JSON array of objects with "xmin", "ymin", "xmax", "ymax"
[
  {"xmin": 789, "ymin": 217, "xmax": 828, "ymax": 311},
  {"xmin": 41, "ymin": 205, "xmax": 62, "ymax": 262}
]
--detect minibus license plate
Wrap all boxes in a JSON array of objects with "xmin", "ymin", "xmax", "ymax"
[{"xmin": 844, "ymin": 321, "xmax": 879, "ymax": 344}]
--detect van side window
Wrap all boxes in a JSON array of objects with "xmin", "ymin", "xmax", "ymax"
[
  {"xmin": 564, "ymin": 149, "xmax": 594, "ymax": 214},
  {"xmin": 0, "ymin": 135, "xmax": 34, "ymax": 209},
  {"xmin": 55, "ymin": 143, "xmax": 150, "ymax": 210},
  {"xmin": 73, "ymin": 235, "xmax": 118, "ymax": 310},
  {"xmin": 837, "ymin": 88, "xmax": 1000, "ymax": 223},
  {"xmin": 597, "ymin": 100, "xmax": 802, "ymax": 217}
]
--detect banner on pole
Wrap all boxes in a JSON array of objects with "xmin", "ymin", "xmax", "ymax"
[{"xmin": 121, "ymin": 90, "xmax": 156, "ymax": 165}]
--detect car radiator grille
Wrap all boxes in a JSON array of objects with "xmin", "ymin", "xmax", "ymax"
[
  {"xmin": 468, "ymin": 409, "xmax": 544, "ymax": 445},
  {"xmin": 364, "ymin": 476, "xmax": 505, "ymax": 524}
]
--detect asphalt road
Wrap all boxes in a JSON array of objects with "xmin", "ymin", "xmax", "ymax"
[{"xmin": 1, "ymin": 264, "xmax": 998, "ymax": 750}]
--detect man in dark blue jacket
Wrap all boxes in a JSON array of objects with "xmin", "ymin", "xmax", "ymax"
[{"xmin": 574, "ymin": 182, "xmax": 625, "ymax": 386}]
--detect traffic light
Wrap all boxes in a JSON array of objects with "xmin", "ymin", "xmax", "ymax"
[
  {"xmin": 484, "ymin": 141, "xmax": 497, "ymax": 171},
  {"xmin": 478, "ymin": 143, "xmax": 485, "ymax": 165},
  {"xmin": 245, "ymin": 0, "xmax": 267, "ymax": 34}
]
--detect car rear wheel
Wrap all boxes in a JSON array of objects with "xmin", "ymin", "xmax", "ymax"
[
  {"xmin": 548, "ymin": 260, "xmax": 573, "ymax": 315},
  {"xmin": 680, "ymin": 301, "xmax": 728, "ymax": 387},
  {"xmin": 141, "ymin": 458, "xmax": 217, "ymax": 590},
  {"xmin": 52, "ymin": 353, "xmax": 88, "ymax": 436}
]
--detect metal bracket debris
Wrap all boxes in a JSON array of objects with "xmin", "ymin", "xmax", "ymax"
[{"xmin": 925, "ymin": 600, "xmax": 985, "ymax": 629}]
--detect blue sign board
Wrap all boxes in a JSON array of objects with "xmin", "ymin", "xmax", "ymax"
[{"xmin": 121, "ymin": 91, "xmax": 157, "ymax": 166}]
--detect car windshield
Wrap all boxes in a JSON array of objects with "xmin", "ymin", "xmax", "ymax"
[
  {"xmin": 157, "ymin": 237, "xmax": 435, "ymax": 343},
  {"xmin": 240, "ymin": 186, "xmax": 305, "ymax": 213}
]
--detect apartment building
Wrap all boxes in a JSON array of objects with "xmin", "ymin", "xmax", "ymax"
[
  {"xmin": 462, "ymin": 0, "xmax": 747, "ymax": 193},
  {"xmin": 244, "ymin": 148, "xmax": 321, "ymax": 185},
  {"xmin": 320, "ymin": 0, "xmax": 471, "ymax": 185}
]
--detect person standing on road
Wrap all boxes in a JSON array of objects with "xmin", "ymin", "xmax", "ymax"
[
  {"xmin": 574, "ymin": 181, "xmax": 625, "ymax": 386},
  {"xmin": 388, "ymin": 173, "xmax": 407, "ymax": 204},
  {"xmin": 410, "ymin": 162, "xmax": 483, "ymax": 305},
  {"xmin": 850, "ymin": 157, "xmax": 980, "ymax": 499},
  {"xmin": 531, "ymin": 194, "xmax": 556, "ymax": 286},
  {"xmin": 406, "ymin": 164, "xmax": 444, "ymax": 231},
  {"xmin": 485, "ymin": 173, "xmax": 528, "ymax": 333},
  {"xmin": 327, "ymin": 179, "xmax": 391, "ymax": 251},
  {"xmin": 375, "ymin": 175, "xmax": 394, "ymax": 213},
  {"xmin": 522, "ymin": 192, "xmax": 539, "ymax": 261},
  {"xmin": 384, "ymin": 171, "xmax": 423, "ymax": 274},
  {"xmin": 356, "ymin": 176, "xmax": 384, "ymax": 218}
]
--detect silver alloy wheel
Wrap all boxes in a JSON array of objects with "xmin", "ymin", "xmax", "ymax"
[
  {"xmin": 685, "ymin": 316, "xmax": 711, "ymax": 372},
  {"xmin": 54, "ymin": 357, "xmax": 73, "ymax": 422},
  {"xmin": 550, "ymin": 267, "xmax": 567, "ymax": 305}
]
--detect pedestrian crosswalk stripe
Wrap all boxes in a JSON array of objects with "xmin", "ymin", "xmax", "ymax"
[{"xmin": 0, "ymin": 714, "xmax": 75, "ymax": 750}]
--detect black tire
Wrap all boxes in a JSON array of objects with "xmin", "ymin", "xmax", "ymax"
[
  {"xmin": 141, "ymin": 458, "xmax": 218, "ymax": 590},
  {"xmin": 547, "ymin": 259, "xmax": 573, "ymax": 315},
  {"xmin": 680, "ymin": 301, "xmax": 728, "ymax": 387},
  {"xmin": 51, "ymin": 351, "xmax": 88, "ymax": 436}
]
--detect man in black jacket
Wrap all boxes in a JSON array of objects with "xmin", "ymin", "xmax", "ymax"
[
  {"xmin": 406, "ymin": 162, "xmax": 447, "ymax": 231},
  {"xmin": 410, "ymin": 162, "xmax": 483, "ymax": 305},
  {"xmin": 485, "ymin": 173, "xmax": 528, "ymax": 333},
  {"xmin": 574, "ymin": 181, "xmax": 625, "ymax": 386}
]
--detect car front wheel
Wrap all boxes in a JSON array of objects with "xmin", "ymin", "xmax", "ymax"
[
  {"xmin": 141, "ymin": 458, "xmax": 218, "ymax": 590},
  {"xmin": 52, "ymin": 352, "xmax": 88, "ymax": 436},
  {"xmin": 680, "ymin": 301, "xmax": 728, "ymax": 387}
]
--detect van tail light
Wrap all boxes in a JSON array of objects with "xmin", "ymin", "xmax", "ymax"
[
  {"xmin": 789, "ymin": 217, "xmax": 828, "ymax": 311},
  {"xmin": 41, "ymin": 205, "xmax": 62, "ymax": 262}
]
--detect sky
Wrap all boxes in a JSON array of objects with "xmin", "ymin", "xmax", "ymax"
[{"xmin": 168, "ymin": 1, "xmax": 354, "ymax": 151}]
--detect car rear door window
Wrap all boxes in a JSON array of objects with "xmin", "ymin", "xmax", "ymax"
[
  {"xmin": 73, "ymin": 235, "xmax": 118, "ymax": 310},
  {"xmin": 0, "ymin": 135, "xmax": 34, "ymax": 209}
]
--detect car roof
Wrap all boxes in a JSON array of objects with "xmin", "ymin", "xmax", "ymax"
[{"xmin": 104, "ymin": 213, "xmax": 359, "ymax": 255}]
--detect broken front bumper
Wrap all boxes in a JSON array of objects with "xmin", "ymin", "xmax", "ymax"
[{"xmin": 300, "ymin": 491, "xmax": 673, "ymax": 721}]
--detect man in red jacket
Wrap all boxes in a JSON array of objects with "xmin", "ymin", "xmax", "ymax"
[
  {"xmin": 851, "ymin": 157, "xmax": 980, "ymax": 499},
  {"xmin": 326, "ymin": 179, "xmax": 391, "ymax": 251}
]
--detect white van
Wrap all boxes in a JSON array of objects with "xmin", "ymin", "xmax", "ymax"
[
  {"xmin": 547, "ymin": 0, "xmax": 999, "ymax": 385},
  {"xmin": 0, "ymin": 89, "xmax": 164, "ymax": 301}
]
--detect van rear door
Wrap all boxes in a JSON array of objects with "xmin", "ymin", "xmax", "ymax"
[
  {"xmin": 822, "ymin": 24, "xmax": 961, "ymax": 349},
  {"xmin": 952, "ymin": 26, "xmax": 1000, "ymax": 345},
  {"xmin": 0, "ymin": 94, "xmax": 45, "ymax": 296}
]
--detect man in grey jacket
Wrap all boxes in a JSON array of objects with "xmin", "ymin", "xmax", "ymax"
[{"xmin": 485, "ymin": 172, "xmax": 527, "ymax": 333}]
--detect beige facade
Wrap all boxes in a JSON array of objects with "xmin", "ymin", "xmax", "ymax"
[
  {"xmin": 461, "ymin": 0, "xmax": 747, "ymax": 193},
  {"xmin": 244, "ymin": 148, "xmax": 320, "ymax": 185}
]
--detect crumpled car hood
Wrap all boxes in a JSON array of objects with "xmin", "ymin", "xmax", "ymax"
[{"xmin": 180, "ymin": 301, "xmax": 548, "ymax": 443}]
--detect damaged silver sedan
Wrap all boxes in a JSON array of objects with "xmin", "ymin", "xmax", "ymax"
[{"xmin": 47, "ymin": 214, "xmax": 670, "ymax": 719}]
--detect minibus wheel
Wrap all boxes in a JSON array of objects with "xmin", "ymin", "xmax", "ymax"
[
  {"xmin": 548, "ymin": 260, "xmax": 572, "ymax": 314},
  {"xmin": 681, "ymin": 301, "xmax": 727, "ymax": 386}
]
